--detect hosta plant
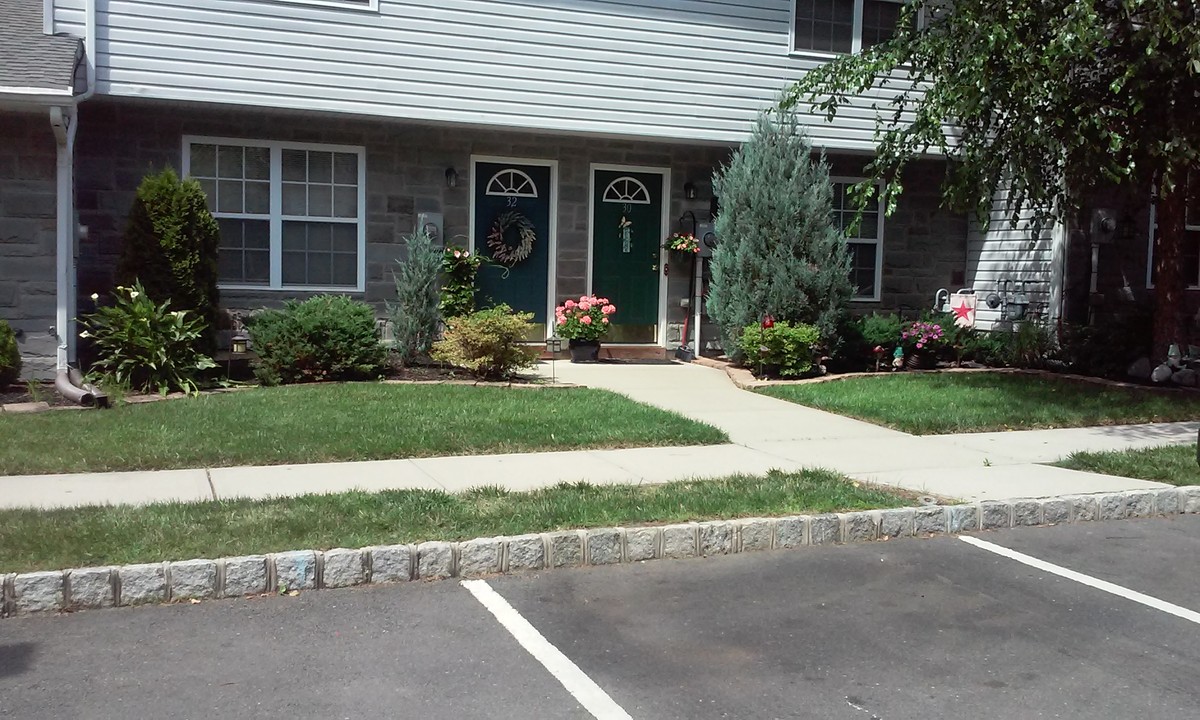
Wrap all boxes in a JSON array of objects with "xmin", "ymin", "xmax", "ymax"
[{"xmin": 80, "ymin": 281, "xmax": 216, "ymax": 395}]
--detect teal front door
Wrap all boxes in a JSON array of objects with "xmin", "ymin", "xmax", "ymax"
[
  {"xmin": 473, "ymin": 161, "xmax": 553, "ymax": 333},
  {"xmin": 591, "ymin": 169, "xmax": 664, "ymax": 344}
]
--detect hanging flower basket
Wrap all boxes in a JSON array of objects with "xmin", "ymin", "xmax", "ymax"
[{"xmin": 663, "ymin": 232, "xmax": 700, "ymax": 254}]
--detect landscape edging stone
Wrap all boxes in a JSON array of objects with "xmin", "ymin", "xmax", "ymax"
[{"xmin": 3, "ymin": 489, "xmax": 1196, "ymax": 616}]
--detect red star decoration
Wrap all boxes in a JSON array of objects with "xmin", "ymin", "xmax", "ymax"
[{"xmin": 951, "ymin": 301, "xmax": 973, "ymax": 322}]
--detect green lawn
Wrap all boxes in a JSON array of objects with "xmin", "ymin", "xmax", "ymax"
[
  {"xmin": 1058, "ymin": 444, "xmax": 1200, "ymax": 486},
  {"xmin": 0, "ymin": 383, "xmax": 726, "ymax": 475},
  {"xmin": 0, "ymin": 470, "xmax": 912, "ymax": 573},
  {"xmin": 758, "ymin": 373, "xmax": 1200, "ymax": 435}
]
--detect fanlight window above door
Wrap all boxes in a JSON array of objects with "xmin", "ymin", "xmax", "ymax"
[
  {"xmin": 485, "ymin": 169, "xmax": 539, "ymax": 198},
  {"xmin": 602, "ymin": 176, "xmax": 652, "ymax": 205}
]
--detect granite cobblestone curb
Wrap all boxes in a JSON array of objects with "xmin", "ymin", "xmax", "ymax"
[{"xmin": 4, "ymin": 487, "xmax": 1198, "ymax": 617}]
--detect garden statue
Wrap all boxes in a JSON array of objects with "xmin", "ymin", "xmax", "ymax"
[{"xmin": 892, "ymin": 346, "xmax": 905, "ymax": 371}]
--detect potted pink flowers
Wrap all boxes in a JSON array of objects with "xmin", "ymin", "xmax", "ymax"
[
  {"xmin": 899, "ymin": 320, "xmax": 945, "ymax": 370},
  {"xmin": 554, "ymin": 295, "xmax": 616, "ymax": 362}
]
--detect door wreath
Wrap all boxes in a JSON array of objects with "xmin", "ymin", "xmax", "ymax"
[{"xmin": 487, "ymin": 210, "xmax": 536, "ymax": 266}]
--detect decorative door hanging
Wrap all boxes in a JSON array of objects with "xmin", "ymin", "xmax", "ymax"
[
  {"xmin": 487, "ymin": 210, "xmax": 536, "ymax": 266},
  {"xmin": 619, "ymin": 215, "xmax": 633, "ymax": 253}
]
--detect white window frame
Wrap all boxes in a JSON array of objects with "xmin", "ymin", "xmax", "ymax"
[
  {"xmin": 182, "ymin": 135, "xmax": 367, "ymax": 293},
  {"xmin": 832, "ymin": 176, "xmax": 885, "ymax": 302},
  {"xmin": 258, "ymin": 0, "xmax": 379, "ymax": 11},
  {"xmin": 789, "ymin": 0, "xmax": 915, "ymax": 58},
  {"xmin": 1144, "ymin": 187, "xmax": 1200, "ymax": 291}
]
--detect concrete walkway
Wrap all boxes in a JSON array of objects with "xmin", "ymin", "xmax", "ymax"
[{"xmin": 0, "ymin": 361, "xmax": 1193, "ymax": 510}]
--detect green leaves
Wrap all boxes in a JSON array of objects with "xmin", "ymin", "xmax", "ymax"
[
  {"xmin": 784, "ymin": 0, "xmax": 1199, "ymax": 232},
  {"xmin": 81, "ymin": 281, "xmax": 215, "ymax": 395}
]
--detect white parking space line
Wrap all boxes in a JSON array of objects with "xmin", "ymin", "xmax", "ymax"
[
  {"xmin": 462, "ymin": 579, "xmax": 635, "ymax": 720},
  {"xmin": 960, "ymin": 536, "xmax": 1200, "ymax": 626}
]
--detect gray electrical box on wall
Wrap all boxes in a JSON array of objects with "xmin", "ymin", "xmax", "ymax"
[{"xmin": 417, "ymin": 212, "xmax": 444, "ymax": 242}]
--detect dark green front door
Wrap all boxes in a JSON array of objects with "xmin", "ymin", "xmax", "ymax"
[
  {"xmin": 473, "ymin": 161, "xmax": 552, "ymax": 331},
  {"xmin": 591, "ymin": 169, "xmax": 664, "ymax": 344}
]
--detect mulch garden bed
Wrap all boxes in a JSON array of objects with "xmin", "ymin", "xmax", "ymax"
[{"xmin": 0, "ymin": 382, "xmax": 80, "ymax": 409}]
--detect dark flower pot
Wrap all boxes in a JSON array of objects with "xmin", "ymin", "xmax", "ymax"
[
  {"xmin": 905, "ymin": 350, "xmax": 937, "ymax": 370},
  {"xmin": 568, "ymin": 339, "xmax": 601, "ymax": 363}
]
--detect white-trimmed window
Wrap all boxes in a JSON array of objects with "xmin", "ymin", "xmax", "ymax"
[
  {"xmin": 184, "ymin": 136, "xmax": 366, "ymax": 292},
  {"xmin": 791, "ymin": 0, "xmax": 911, "ymax": 55},
  {"xmin": 1146, "ymin": 172, "xmax": 1200, "ymax": 289},
  {"xmin": 269, "ymin": 0, "xmax": 379, "ymax": 11},
  {"xmin": 832, "ymin": 179, "xmax": 884, "ymax": 301}
]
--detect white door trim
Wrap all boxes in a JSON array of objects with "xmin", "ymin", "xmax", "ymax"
[
  {"xmin": 587, "ymin": 163, "xmax": 671, "ymax": 347},
  {"xmin": 469, "ymin": 155, "xmax": 559, "ymax": 331}
]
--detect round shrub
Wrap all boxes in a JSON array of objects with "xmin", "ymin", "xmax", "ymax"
[
  {"xmin": 738, "ymin": 321, "xmax": 821, "ymax": 376},
  {"xmin": 431, "ymin": 304, "xmax": 539, "ymax": 380},
  {"xmin": 0, "ymin": 318, "xmax": 21, "ymax": 388},
  {"xmin": 248, "ymin": 296, "xmax": 386, "ymax": 385}
]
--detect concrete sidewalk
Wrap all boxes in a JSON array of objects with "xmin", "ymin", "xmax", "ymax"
[{"xmin": 0, "ymin": 361, "xmax": 1193, "ymax": 510}]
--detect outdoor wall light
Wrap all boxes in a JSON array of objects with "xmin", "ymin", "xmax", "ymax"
[
  {"xmin": 684, "ymin": 182, "xmax": 697, "ymax": 200},
  {"xmin": 445, "ymin": 167, "xmax": 458, "ymax": 188}
]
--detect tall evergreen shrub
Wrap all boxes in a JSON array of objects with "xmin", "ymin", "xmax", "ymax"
[
  {"xmin": 388, "ymin": 230, "xmax": 443, "ymax": 365},
  {"xmin": 117, "ymin": 168, "xmax": 221, "ymax": 351},
  {"xmin": 708, "ymin": 110, "xmax": 852, "ymax": 360}
]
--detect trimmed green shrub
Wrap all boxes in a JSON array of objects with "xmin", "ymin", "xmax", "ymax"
[
  {"xmin": 738, "ymin": 321, "xmax": 822, "ymax": 376},
  {"xmin": 709, "ymin": 109, "xmax": 852, "ymax": 359},
  {"xmin": 117, "ymin": 168, "xmax": 220, "ymax": 352},
  {"xmin": 248, "ymin": 296, "xmax": 386, "ymax": 385},
  {"xmin": 80, "ymin": 281, "xmax": 216, "ymax": 395},
  {"xmin": 860, "ymin": 313, "xmax": 904, "ymax": 352},
  {"xmin": 388, "ymin": 230, "xmax": 443, "ymax": 365},
  {"xmin": 0, "ymin": 318, "xmax": 21, "ymax": 387},
  {"xmin": 431, "ymin": 304, "xmax": 539, "ymax": 380}
]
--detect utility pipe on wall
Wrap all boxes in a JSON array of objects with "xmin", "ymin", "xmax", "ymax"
[{"xmin": 50, "ymin": 105, "xmax": 77, "ymax": 372}]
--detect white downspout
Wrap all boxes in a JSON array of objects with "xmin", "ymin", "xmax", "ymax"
[
  {"xmin": 50, "ymin": 106, "xmax": 78, "ymax": 371},
  {"xmin": 84, "ymin": 0, "xmax": 96, "ymax": 96}
]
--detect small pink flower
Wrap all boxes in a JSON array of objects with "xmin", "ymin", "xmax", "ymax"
[
  {"xmin": 602, "ymin": 305, "xmax": 616, "ymax": 315},
  {"xmin": 565, "ymin": 300, "xmax": 576, "ymax": 309},
  {"xmin": 579, "ymin": 302, "xmax": 591, "ymax": 311},
  {"xmin": 557, "ymin": 317, "xmax": 567, "ymax": 325},
  {"xmin": 454, "ymin": 250, "xmax": 462, "ymax": 258},
  {"xmin": 916, "ymin": 342, "xmax": 924, "ymax": 349},
  {"xmin": 463, "ymin": 250, "xmax": 470, "ymax": 257},
  {"xmin": 581, "ymin": 316, "xmax": 592, "ymax": 325},
  {"xmin": 601, "ymin": 317, "xmax": 609, "ymax": 324}
]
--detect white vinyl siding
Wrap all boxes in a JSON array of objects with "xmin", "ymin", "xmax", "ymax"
[
  {"xmin": 53, "ymin": 0, "xmax": 85, "ymax": 36},
  {"xmin": 965, "ymin": 191, "xmax": 1058, "ymax": 329},
  {"xmin": 183, "ymin": 136, "xmax": 367, "ymax": 292},
  {"xmin": 831, "ymin": 179, "xmax": 883, "ymax": 302},
  {"xmin": 77, "ymin": 0, "xmax": 922, "ymax": 151}
]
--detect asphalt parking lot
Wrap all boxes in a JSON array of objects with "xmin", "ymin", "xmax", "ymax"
[{"xmin": 2, "ymin": 515, "xmax": 1197, "ymax": 719}]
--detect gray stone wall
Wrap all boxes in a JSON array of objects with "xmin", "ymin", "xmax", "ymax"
[
  {"xmin": 0, "ymin": 110, "xmax": 59, "ymax": 380},
  {"xmin": 74, "ymin": 99, "xmax": 964, "ymax": 349}
]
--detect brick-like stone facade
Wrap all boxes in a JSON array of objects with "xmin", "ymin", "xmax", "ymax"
[
  {"xmin": 0, "ymin": 110, "xmax": 59, "ymax": 379},
  {"xmin": 73, "ymin": 99, "xmax": 968, "ymax": 350}
]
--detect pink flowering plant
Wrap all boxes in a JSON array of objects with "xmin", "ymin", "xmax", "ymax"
[
  {"xmin": 554, "ymin": 295, "xmax": 616, "ymax": 341},
  {"xmin": 900, "ymin": 320, "xmax": 947, "ymax": 354},
  {"xmin": 663, "ymin": 232, "xmax": 700, "ymax": 253}
]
